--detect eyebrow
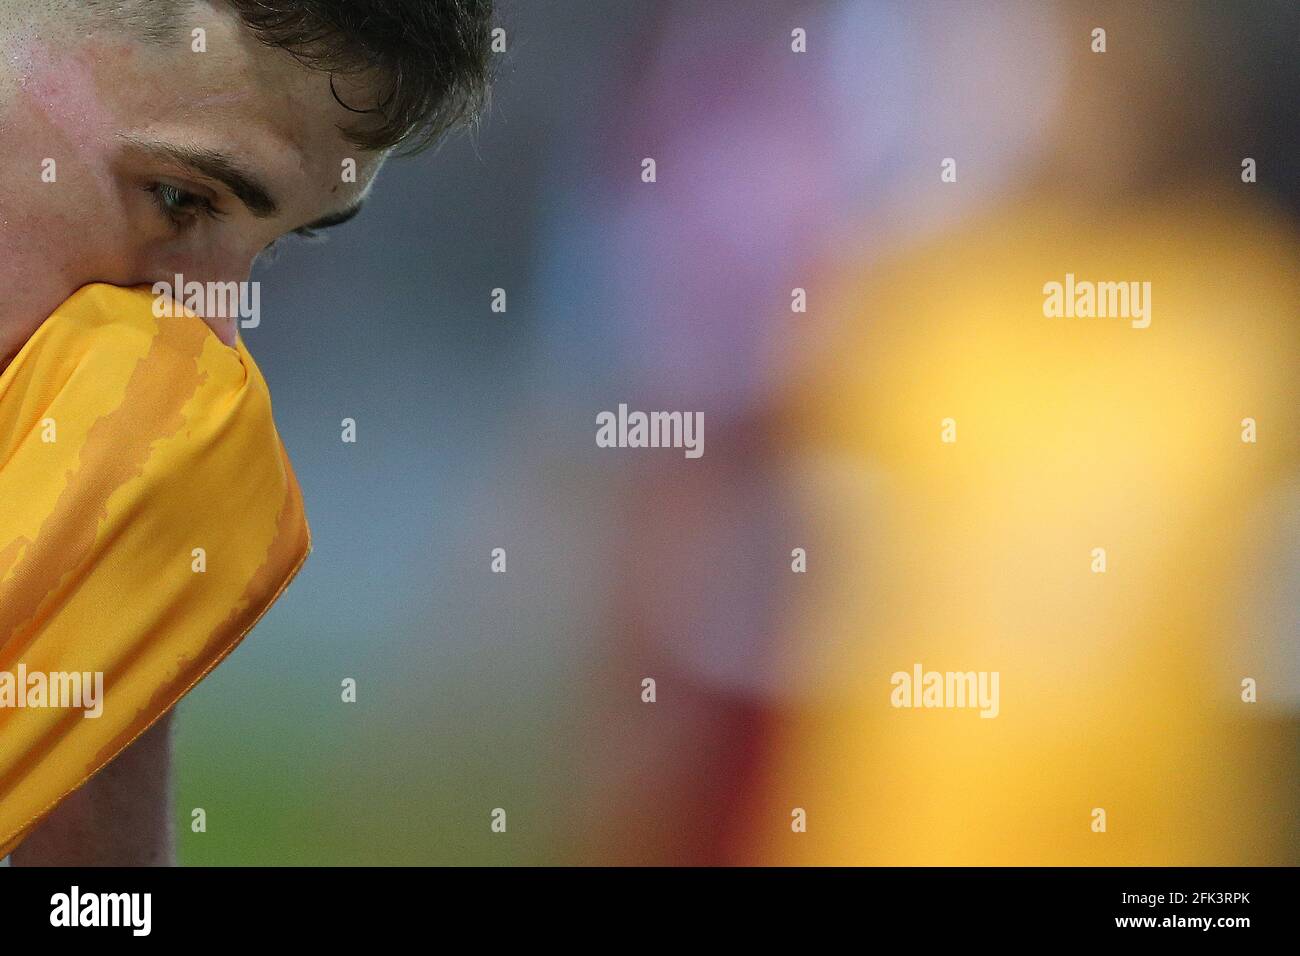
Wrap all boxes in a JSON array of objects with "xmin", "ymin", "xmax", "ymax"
[{"xmin": 119, "ymin": 132, "xmax": 280, "ymax": 218}]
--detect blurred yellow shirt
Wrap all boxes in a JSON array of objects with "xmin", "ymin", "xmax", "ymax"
[{"xmin": 749, "ymin": 194, "xmax": 1298, "ymax": 865}]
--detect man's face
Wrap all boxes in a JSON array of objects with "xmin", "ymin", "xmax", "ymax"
[{"xmin": 0, "ymin": 2, "xmax": 385, "ymax": 358}]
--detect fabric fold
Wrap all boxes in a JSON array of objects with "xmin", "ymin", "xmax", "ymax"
[{"xmin": 0, "ymin": 284, "xmax": 310, "ymax": 855}]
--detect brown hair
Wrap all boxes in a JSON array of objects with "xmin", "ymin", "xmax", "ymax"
[{"xmin": 222, "ymin": 0, "xmax": 494, "ymax": 153}]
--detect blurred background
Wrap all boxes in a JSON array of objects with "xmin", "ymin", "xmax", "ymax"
[{"xmin": 175, "ymin": 0, "xmax": 1299, "ymax": 865}]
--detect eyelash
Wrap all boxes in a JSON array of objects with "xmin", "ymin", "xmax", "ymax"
[
  {"xmin": 260, "ymin": 227, "xmax": 326, "ymax": 262},
  {"xmin": 144, "ymin": 182, "xmax": 224, "ymax": 232},
  {"xmin": 144, "ymin": 181, "xmax": 330, "ymax": 255}
]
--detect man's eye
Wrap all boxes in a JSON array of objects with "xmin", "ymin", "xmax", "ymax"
[
  {"xmin": 144, "ymin": 182, "xmax": 222, "ymax": 231},
  {"xmin": 258, "ymin": 227, "xmax": 327, "ymax": 263}
]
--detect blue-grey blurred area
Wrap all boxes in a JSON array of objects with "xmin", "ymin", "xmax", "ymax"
[{"xmin": 175, "ymin": 2, "xmax": 669, "ymax": 865}]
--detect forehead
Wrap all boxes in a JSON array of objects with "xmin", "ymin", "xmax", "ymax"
[{"xmin": 19, "ymin": 5, "xmax": 385, "ymax": 216}]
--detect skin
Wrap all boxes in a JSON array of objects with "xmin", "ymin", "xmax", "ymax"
[
  {"xmin": 0, "ymin": 0, "xmax": 388, "ymax": 864},
  {"xmin": 0, "ymin": 0, "xmax": 386, "ymax": 361}
]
